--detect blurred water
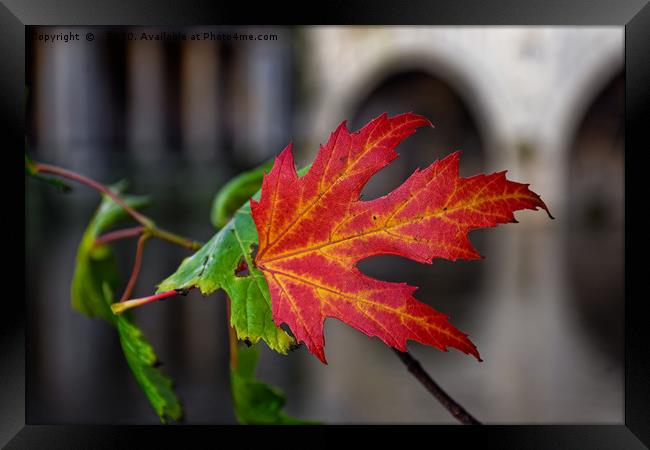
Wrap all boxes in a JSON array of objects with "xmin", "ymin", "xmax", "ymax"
[{"xmin": 25, "ymin": 148, "xmax": 623, "ymax": 424}]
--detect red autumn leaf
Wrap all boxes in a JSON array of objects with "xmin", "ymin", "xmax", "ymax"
[{"xmin": 250, "ymin": 113, "xmax": 551, "ymax": 363}]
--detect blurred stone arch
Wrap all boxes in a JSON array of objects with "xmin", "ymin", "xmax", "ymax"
[
  {"xmin": 533, "ymin": 31, "xmax": 624, "ymax": 219},
  {"xmin": 306, "ymin": 43, "xmax": 502, "ymax": 168},
  {"xmin": 310, "ymin": 51, "xmax": 496, "ymax": 313},
  {"xmin": 545, "ymin": 32, "xmax": 623, "ymax": 156}
]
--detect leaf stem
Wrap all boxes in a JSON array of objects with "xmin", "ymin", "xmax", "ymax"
[
  {"xmin": 149, "ymin": 227, "xmax": 203, "ymax": 251},
  {"xmin": 93, "ymin": 226, "xmax": 145, "ymax": 248},
  {"xmin": 111, "ymin": 289, "xmax": 183, "ymax": 315},
  {"xmin": 226, "ymin": 296, "xmax": 238, "ymax": 369},
  {"xmin": 120, "ymin": 233, "xmax": 151, "ymax": 302},
  {"xmin": 392, "ymin": 349, "xmax": 481, "ymax": 425}
]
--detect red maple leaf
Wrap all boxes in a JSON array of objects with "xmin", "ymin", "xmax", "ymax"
[{"xmin": 251, "ymin": 113, "xmax": 551, "ymax": 363}]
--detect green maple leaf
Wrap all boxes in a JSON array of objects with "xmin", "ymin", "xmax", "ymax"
[
  {"xmin": 159, "ymin": 163, "xmax": 317, "ymax": 424},
  {"xmin": 157, "ymin": 165, "xmax": 310, "ymax": 354},
  {"xmin": 231, "ymin": 344, "xmax": 314, "ymax": 424},
  {"xmin": 158, "ymin": 198, "xmax": 294, "ymax": 354}
]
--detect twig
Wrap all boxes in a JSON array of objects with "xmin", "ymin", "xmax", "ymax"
[
  {"xmin": 30, "ymin": 161, "xmax": 203, "ymax": 251},
  {"xmin": 149, "ymin": 227, "xmax": 203, "ymax": 251},
  {"xmin": 33, "ymin": 163, "xmax": 152, "ymax": 227},
  {"xmin": 94, "ymin": 226, "xmax": 145, "ymax": 248},
  {"xmin": 392, "ymin": 349, "xmax": 481, "ymax": 425},
  {"xmin": 120, "ymin": 233, "xmax": 151, "ymax": 302}
]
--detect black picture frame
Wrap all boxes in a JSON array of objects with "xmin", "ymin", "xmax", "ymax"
[{"xmin": 7, "ymin": 0, "xmax": 649, "ymax": 447}]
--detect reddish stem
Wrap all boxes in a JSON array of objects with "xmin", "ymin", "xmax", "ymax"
[
  {"xmin": 226, "ymin": 296, "xmax": 238, "ymax": 369},
  {"xmin": 34, "ymin": 163, "xmax": 151, "ymax": 227},
  {"xmin": 33, "ymin": 162, "xmax": 203, "ymax": 251},
  {"xmin": 120, "ymin": 233, "xmax": 150, "ymax": 302},
  {"xmin": 111, "ymin": 289, "xmax": 183, "ymax": 315},
  {"xmin": 94, "ymin": 226, "xmax": 145, "ymax": 248}
]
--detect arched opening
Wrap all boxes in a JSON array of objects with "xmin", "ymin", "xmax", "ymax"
[
  {"xmin": 348, "ymin": 70, "xmax": 487, "ymax": 316},
  {"xmin": 566, "ymin": 72, "xmax": 624, "ymax": 362}
]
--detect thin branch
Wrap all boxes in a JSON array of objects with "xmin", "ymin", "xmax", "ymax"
[
  {"xmin": 31, "ymin": 161, "xmax": 204, "ymax": 251},
  {"xmin": 94, "ymin": 226, "xmax": 145, "ymax": 248},
  {"xmin": 120, "ymin": 233, "xmax": 151, "ymax": 302},
  {"xmin": 33, "ymin": 163, "xmax": 152, "ymax": 227},
  {"xmin": 392, "ymin": 349, "xmax": 481, "ymax": 425}
]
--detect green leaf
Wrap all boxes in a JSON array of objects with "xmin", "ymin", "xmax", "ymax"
[
  {"xmin": 104, "ymin": 284, "xmax": 183, "ymax": 423},
  {"xmin": 25, "ymin": 154, "xmax": 72, "ymax": 192},
  {"xmin": 158, "ymin": 166, "xmax": 311, "ymax": 355},
  {"xmin": 211, "ymin": 159, "xmax": 274, "ymax": 229},
  {"xmin": 158, "ymin": 200, "xmax": 295, "ymax": 354},
  {"xmin": 231, "ymin": 344, "xmax": 315, "ymax": 424},
  {"xmin": 71, "ymin": 181, "xmax": 149, "ymax": 321},
  {"xmin": 71, "ymin": 183, "xmax": 182, "ymax": 422}
]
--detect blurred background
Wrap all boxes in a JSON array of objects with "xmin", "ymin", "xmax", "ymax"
[{"xmin": 25, "ymin": 26, "xmax": 624, "ymax": 424}]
